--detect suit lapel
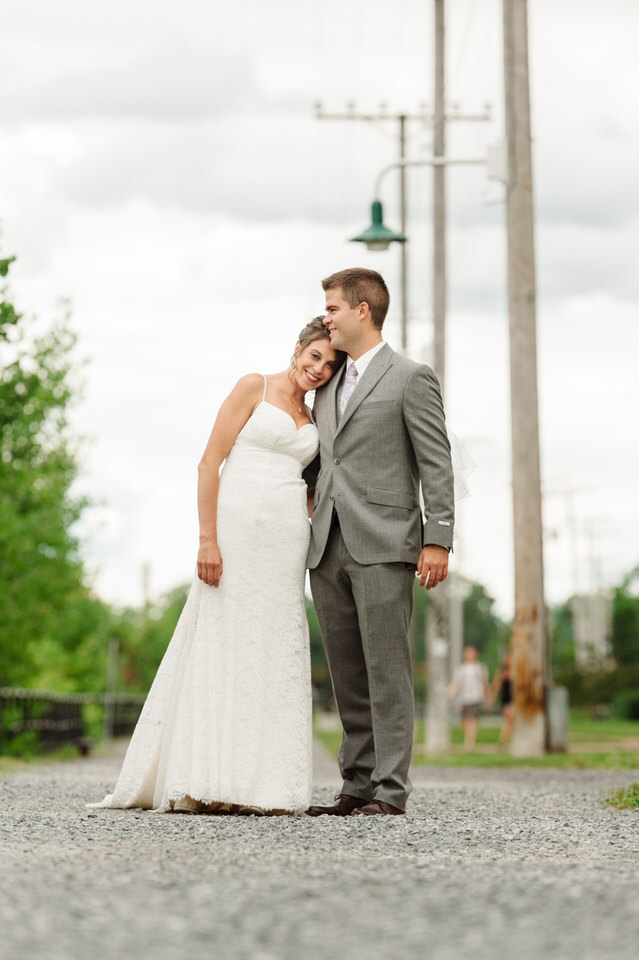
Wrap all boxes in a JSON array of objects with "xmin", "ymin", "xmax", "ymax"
[
  {"xmin": 336, "ymin": 343, "xmax": 393, "ymax": 436},
  {"xmin": 318, "ymin": 366, "xmax": 340, "ymax": 437}
]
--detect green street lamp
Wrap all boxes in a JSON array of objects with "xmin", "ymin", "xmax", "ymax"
[{"xmin": 350, "ymin": 200, "xmax": 406, "ymax": 251}]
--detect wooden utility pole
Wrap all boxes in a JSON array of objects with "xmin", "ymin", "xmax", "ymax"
[
  {"xmin": 425, "ymin": 0, "xmax": 451, "ymax": 755},
  {"xmin": 432, "ymin": 0, "xmax": 446, "ymax": 387},
  {"xmin": 503, "ymin": 0, "xmax": 547, "ymax": 755}
]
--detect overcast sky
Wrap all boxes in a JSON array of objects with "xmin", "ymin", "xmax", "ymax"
[{"xmin": 1, "ymin": 0, "xmax": 637, "ymax": 617}]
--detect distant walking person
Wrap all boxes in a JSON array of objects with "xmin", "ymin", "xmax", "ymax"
[
  {"xmin": 448, "ymin": 645, "xmax": 490, "ymax": 751},
  {"xmin": 305, "ymin": 267, "xmax": 455, "ymax": 817},
  {"xmin": 491, "ymin": 651, "xmax": 515, "ymax": 745}
]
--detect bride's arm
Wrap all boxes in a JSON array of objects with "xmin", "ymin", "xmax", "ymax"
[
  {"xmin": 196, "ymin": 374, "xmax": 262, "ymax": 586},
  {"xmin": 306, "ymin": 488, "xmax": 315, "ymax": 518},
  {"xmin": 303, "ymin": 454, "xmax": 320, "ymax": 519}
]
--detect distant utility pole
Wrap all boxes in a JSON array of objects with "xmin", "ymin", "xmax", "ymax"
[
  {"xmin": 503, "ymin": 0, "xmax": 547, "ymax": 756},
  {"xmin": 425, "ymin": 0, "xmax": 491, "ymax": 756},
  {"xmin": 315, "ymin": 104, "xmax": 429, "ymax": 352},
  {"xmin": 432, "ymin": 0, "xmax": 446, "ymax": 388},
  {"xmin": 425, "ymin": 0, "xmax": 451, "ymax": 756}
]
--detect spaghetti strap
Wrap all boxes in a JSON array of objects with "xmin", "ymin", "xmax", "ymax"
[{"xmin": 262, "ymin": 375, "xmax": 268, "ymax": 401}]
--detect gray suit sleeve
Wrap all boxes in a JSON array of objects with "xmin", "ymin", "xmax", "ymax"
[{"xmin": 403, "ymin": 364, "xmax": 455, "ymax": 549}]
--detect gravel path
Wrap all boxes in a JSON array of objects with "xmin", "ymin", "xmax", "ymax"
[{"xmin": 1, "ymin": 742, "xmax": 638, "ymax": 960}]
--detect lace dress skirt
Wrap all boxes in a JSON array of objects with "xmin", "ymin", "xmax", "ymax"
[{"xmin": 89, "ymin": 402, "xmax": 318, "ymax": 813}]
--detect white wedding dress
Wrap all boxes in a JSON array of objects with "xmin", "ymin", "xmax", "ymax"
[{"xmin": 89, "ymin": 388, "xmax": 318, "ymax": 814}]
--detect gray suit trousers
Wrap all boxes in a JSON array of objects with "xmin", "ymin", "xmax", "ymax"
[{"xmin": 310, "ymin": 518, "xmax": 415, "ymax": 810}]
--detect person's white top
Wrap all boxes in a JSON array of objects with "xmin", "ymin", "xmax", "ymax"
[{"xmin": 452, "ymin": 661, "xmax": 488, "ymax": 705}]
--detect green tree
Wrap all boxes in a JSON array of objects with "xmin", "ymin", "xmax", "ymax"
[
  {"xmin": 611, "ymin": 567, "xmax": 639, "ymax": 668},
  {"xmin": 549, "ymin": 599, "xmax": 576, "ymax": 671},
  {"xmin": 112, "ymin": 584, "xmax": 190, "ymax": 693},
  {"xmin": 0, "ymin": 252, "xmax": 109, "ymax": 688},
  {"xmin": 462, "ymin": 581, "xmax": 510, "ymax": 674},
  {"xmin": 551, "ymin": 567, "xmax": 639, "ymax": 711}
]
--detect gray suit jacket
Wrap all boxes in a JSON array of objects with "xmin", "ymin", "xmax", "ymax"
[{"xmin": 305, "ymin": 343, "xmax": 454, "ymax": 569}]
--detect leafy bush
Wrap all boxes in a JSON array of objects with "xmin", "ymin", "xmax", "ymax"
[
  {"xmin": 553, "ymin": 664, "xmax": 639, "ymax": 709},
  {"xmin": 612, "ymin": 689, "xmax": 639, "ymax": 721}
]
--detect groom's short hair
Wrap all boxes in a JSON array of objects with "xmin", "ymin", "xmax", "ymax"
[{"xmin": 322, "ymin": 268, "xmax": 390, "ymax": 330}]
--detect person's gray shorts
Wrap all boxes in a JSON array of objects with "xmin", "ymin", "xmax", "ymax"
[{"xmin": 461, "ymin": 702, "xmax": 482, "ymax": 719}]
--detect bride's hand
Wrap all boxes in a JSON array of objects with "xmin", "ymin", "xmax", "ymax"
[{"xmin": 197, "ymin": 542, "xmax": 223, "ymax": 587}]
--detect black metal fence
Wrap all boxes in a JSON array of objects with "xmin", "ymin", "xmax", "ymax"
[{"xmin": 0, "ymin": 687, "xmax": 146, "ymax": 755}]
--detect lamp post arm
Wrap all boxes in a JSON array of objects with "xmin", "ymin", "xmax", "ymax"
[{"xmin": 373, "ymin": 156, "xmax": 485, "ymax": 197}]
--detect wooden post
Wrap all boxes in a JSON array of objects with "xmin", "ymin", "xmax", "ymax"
[
  {"xmin": 433, "ymin": 0, "xmax": 446, "ymax": 387},
  {"xmin": 425, "ymin": 0, "xmax": 451, "ymax": 755},
  {"xmin": 503, "ymin": 0, "xmax": 547, "ymax": 755}
]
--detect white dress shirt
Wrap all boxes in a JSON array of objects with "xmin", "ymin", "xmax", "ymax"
[{"xmin": 346, "ymin": 340, "xmax": 386, "ymax": 382}]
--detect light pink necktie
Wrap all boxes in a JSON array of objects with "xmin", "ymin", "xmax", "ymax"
[{"xmin": 338, "ymin": 362, "xmax": 358, "ymax": 414}]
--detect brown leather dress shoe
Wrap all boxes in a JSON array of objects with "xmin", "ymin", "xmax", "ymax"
[
  {"xmin": 306, "ymin": 794, "xmax": 369, "ymax": 817},
  {"xmin": 350, "ymin": 799, "xmax": 405, "ymax": 816}
]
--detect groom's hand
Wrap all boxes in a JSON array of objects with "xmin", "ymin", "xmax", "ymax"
[{"xmin": 416, "ymin": 544, "xmax": 449, "ymax": 590}]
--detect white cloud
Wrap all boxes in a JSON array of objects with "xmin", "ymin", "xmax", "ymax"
[
  {"xmin": 0, "ymin": 39, "xmax": 257, "ymax": 123},
  {"xmin": 1, "ymin": 0, "xmax": 638, "ymax": 618}
]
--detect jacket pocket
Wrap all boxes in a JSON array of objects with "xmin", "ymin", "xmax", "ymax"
[{"xmin": 366, "ymin": 486, "xmax": 415, "ymax": 510}]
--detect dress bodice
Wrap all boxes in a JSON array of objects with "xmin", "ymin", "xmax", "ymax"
[{"xmin": 227, "ymin": 401, "xmax": 319, "ymax": 473}]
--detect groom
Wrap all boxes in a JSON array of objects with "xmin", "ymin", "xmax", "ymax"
[{"xmin": 305, "ymin": 267, "xmax": 454, "ymax": 816}]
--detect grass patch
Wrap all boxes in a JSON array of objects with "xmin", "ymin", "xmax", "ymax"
[
  {"xmin": 605, "ymin": 782, "xmax": 639, "ymax": 810},
  {"xmin": 566, "ymin": 710, "xmax": 639, "ymax": 742},
  {"xmin": 411, "ymin": 750, "xmax": 639, "ymax": 770},
  {"xmin": 314, "ymin": 711, "xmax": 639, "ymax": 770}
]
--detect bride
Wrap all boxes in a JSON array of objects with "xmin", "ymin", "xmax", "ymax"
[{"xmin": 89, "ymin": 319, "xmax": 344, "ymax": 816}]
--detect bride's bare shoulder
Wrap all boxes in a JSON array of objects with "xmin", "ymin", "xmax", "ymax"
[
  {"xmin": 234, "ymin": 372, "xmax": 264, "ymax": 388},
  {"xmin": 230, "ymin": 373, "xmax": 265, "ymax": 400}
]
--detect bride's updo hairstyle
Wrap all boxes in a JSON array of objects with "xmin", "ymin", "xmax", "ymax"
[{"xmin": 290, "ymin": 317, "xmax": 346, "ymax": 377}]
